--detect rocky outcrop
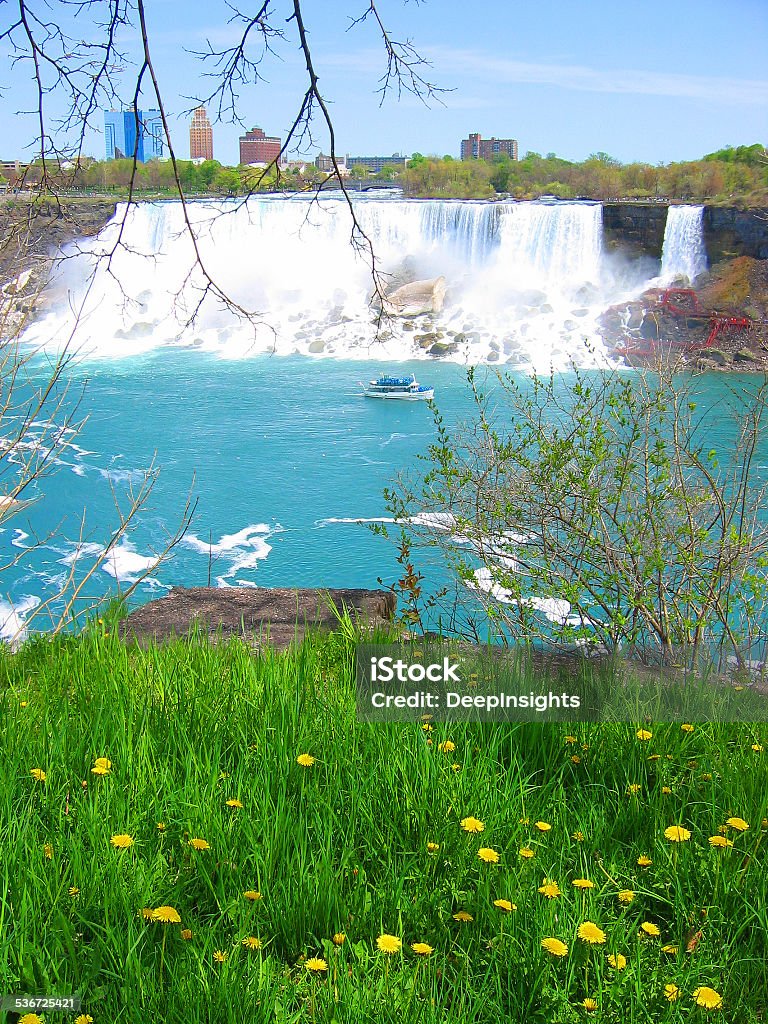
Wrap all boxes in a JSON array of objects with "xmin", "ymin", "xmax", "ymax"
[
  {"xmin": 703, "ymin": 207, "xmax": 768, "ymax": 261},
  {"xmin": 602, "ymin": 203, "xmax": 668, "ymax": 260},
  {"xmin": 382, "ymin": 276, "xmax": 446, "ymax": 317},
  {"xmin": 119, "ymin": 586, "xmax": 397, "ymax": 649}
]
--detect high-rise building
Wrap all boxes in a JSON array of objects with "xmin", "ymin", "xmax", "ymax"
[
  {"xmin": 460, "ymin": 133, "xmax": 518, "ymax": 161},
  {"xmin": 189, "ymin": 107, "xmax": 213, "ymax": 162},
  {"xmin": 104, "ymin": 110, "xmax": 164, "ymax": 162},
  {"xmin": 239, "ymin": 127, "xmax": 282, "ymax": 166},
  {"xmin": 344, "ymin": 153, "xmax": 409, "ymax": 173}
]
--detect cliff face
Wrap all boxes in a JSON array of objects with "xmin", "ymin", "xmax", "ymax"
[{"xmin": 602, "ymin": 203, "xmax": 668, "ymax": 259}]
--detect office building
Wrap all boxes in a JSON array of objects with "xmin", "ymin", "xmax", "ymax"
[
  {"xmin": 239, "ymin": 127, "xmax": 282, "ymax": 166},
  {"xmin": 189, "ymin": 107, "xmax": 213, "ymax": 162},
  {"xmin": 460, "ymin": 133, "xmax": 518, "ymax": 161},
  {"xmin": 104, "ymin": 109, "xmax": 164, "ymax": 162}
]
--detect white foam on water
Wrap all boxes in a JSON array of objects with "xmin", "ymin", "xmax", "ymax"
[
  {"xmin": 0, "ymin": 595, "xmax": 41, "ymax": 648},
  {"xmin": 182, "ymin": 523, "xmax": 276, "ymax": 586},
  {"xmin": 101, "ymin": 541, "xmax": 161, "ymax": 582}
]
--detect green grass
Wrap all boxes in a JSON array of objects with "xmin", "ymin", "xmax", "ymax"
[{"xmin": 1, "ymin": 622, "xmax": 766, "ymax": 1023}]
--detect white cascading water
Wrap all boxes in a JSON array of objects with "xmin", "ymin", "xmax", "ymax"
[
  {"xmin": 23, "ymin": 196, "xmax": 664, "ymax": 369},
  {"xmin": 660, "ymin": 205, "xmax": 708, "ymax": 284}
]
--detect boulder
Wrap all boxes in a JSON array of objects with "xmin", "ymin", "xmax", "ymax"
[{"xmin": 382, "ymin": 276, "xmax": 447, "ymax": 317}]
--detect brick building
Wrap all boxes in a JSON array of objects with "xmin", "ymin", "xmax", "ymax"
[
  {"xmin": 189, "ymin": 107, "xmax": 213, "ymax": 162},
  {"xmin": 460, "ymin": 133, "xmax": 518, "ymax": 161},
  {"xmin": 239, "ymin": 127, "xmax": 282, "ymax": 166}
]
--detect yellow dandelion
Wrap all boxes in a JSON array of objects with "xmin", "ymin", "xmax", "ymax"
[
  {"xmin": 628, "ymin": 784, "xmax": 641, "ymax": 794},
  {"xmin": 141, "ymin": 907, "xmax": 155, "ymax": 920},
  {"xmin": 243, "ymin": 890, "xmax": 262, "ymax": 901},
  {"xmin": 437, "ymin": 740, "xmax": 455, "ymax": 753},
  {"xmin": 91, "ymin": 756, "xmax": 112, "ymax": 775},
  {"xmin": 725, "ymin": 816, "xmax": 749, "ymax": 832},
  {"xmin": 709, "ymin": 835, "xmax": 734, "ymax": 848},
  {"xmin": 692, "ymin": 987, "xmax": 723, "ymax": 1010},
  {"xmin": 647, "ymin": 754, "xmax": 661, "ymax": 761},
  {"xmin": 577, "ymin": 921, "xmax": 606, "ymax": 945},
  {"xmin": 75, "ymin": 1016, "xmax": 94, "ymax": 1024},
  {"xmin": 189, "ymin": 837, "xmax": 210, "ymax": 851},
  {"xmin": 332, "ymin": 933, "xmax": 346, "ymax": 945},
  {"xmin": 460, "ymin": 816, "xmax": 485, "ymax": 833},
  {"xmin": 493, "ymin": 898, "xmax": 516, "ymax": 912},
  {"xmin": 541, "ymin": 937, "xmax": 568, "ymax": 957},
  {"xmin": 181, "ymin": 928, "xmax": 192, "ymax": 940},
  {"xmin": 572, "ymin": 878, "xmax": 594, "ymax": 889},
  {"xmin": 664, "ymin": 983, "xmax": 680, "ymax": 1002},
  {"xmin": 571, "ymin": 755, "xmax": 581, "ymax": 764},
  {"xmin": 152, "ymin": 905, "xmax": 181, "ymax": 924},
  {"xmin": 519, "ymin": 816, "xmax": 530, "ymax": 824},
  {"xmin": 452, "ymin": 910, "xmax": 473, "ymax": 922},
  {"xmin": 411, "ymin": 942, "xmax": 434, "ymax": 955},
  {"xmin": 538, "ymin": 880, "xmax": 562, "ymax": 898},
  {"xmin": 30, "ymin": 768, "xmax": 46, "ymax": 782},
  {"xmin": 218, "ymin": 771, "xmax": 230, "ymax": 780},
  {"xmin": 426, "ymin": 842, "xmax": 440, "ymax": 853},
  {"xmin": 681, "ymin": 723, "xmax": 695, "ymax": 733},
  {"xmin": 519, "ymin": 847, "xmax": 535, "ymax": 859},
  {"xmin": 701, "ymin": 772, "xmax": 713, "ymax": 782},
  {"xmin": 156, "ymin": 822, "xmax": 166, "ymax": 832},
  {"xmin": 582, "ymin": 998, "xmax": 598, "ymax": 1011},
  {"xmin": 752, "ymin": 743, "xmax": 763, "ymax": 752},
  {"xmin": 19, "ymin": 1015, "xmax": 45, "ymax": 1024},
  {"xmin": 421, "ymin": 722, "xmax": 433, "ymax": 732},
  {"xmin": 376, "ymin": 933, "xmax": 402, "ymax": 954},
  {"xmin": 477, "ymin": 847, "xmax": 499, "ymax": 864},
  {"xmin": 664, "ymin": 825, "xmax": 691, "ymax": 842},
  {"xmin": 572, "ymin": 830, "xmax": 585, "ymax": 842},
  {"xmin": 617, "ymin": 890, "xmax": 635, "ymax": 904},
  {"xmin": 451, "ymin": 762, "xmax": 461, "ymax": 772},
  {"xmin": 242, "ymin": 936, "xmax": 262, "ymax": 950},
  {"xmin": 661, "ymin": 944, "xmax": 678, "ymax": 955},
  {"xmin": 637, "ymin": 855, "xmax": 653, "ymax": 866},
  {"xmin": 68, "ymin": 886, "xmax": 80, "ymax": 897},
  {"xmin": 534, "ymin": 821, "xmax": 552, "ymax": 832},
  {"xmin": 640, "ymin": 921, "xmax": 660, "ymax": 936},
  {"xmin": 213, "ymin": 949, "xmax": 228, "ymax": 963},
  {"xmin": 305, "ymin": 957, "xmax": 328, "ymax": 971},
  {"xmin": 564, "ymin": 735, "xmax": 578, "ymax": 744},
  {"xmin": 662, "ymin": 786, "xmax": 672, "ymax": 794},
  {"xmin": 607, "ymin": 953, "xmax": 627, "ymax": 970},
  {"xmin": 636, "ymin": 729, "xmax": 653, "ymax": 740},
  {"xmin": 296, "ymin": 753, "xmax": 315, "ymax": 767},
  {"xmin": 225, "ymin": 799, "xmax": 243, "ymax": 809},
  {"xmin": 43, "ymin": 843, "xmax": 53, "ymax": 860},
  {"xmin": 110, "ymin": 833, "xmax": 134, "ymax": 849}
]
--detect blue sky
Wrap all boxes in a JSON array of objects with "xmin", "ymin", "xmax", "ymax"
[{"xmin": 3, "ymin": 0, "xmax": 767, "ymax": 165}]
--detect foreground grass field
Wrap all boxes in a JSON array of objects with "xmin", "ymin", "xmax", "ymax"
[{"xmin": 1, "ymin": 624, "xmax": 766, "ymax": 1023}]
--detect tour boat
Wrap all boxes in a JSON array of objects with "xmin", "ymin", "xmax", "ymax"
[{"xmin": 361, "ymin": 373, "xmax": 434, "ymax": 400}]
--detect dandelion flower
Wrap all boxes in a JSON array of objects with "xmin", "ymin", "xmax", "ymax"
[
  {"xmin": 661, "ymin": 944, "xmax": 678, "ymax": 955},
  {"xmin": 571, "ymin": 755, "xmax": 581, "ymax": 764},
  {"xmin": 538, "ymin": 880, "xmax": 562, "ymax": 898},
  {"xmin": 541, "ymin": 937, "xmax": 568, "ymax": 957},
  {"xmin": 43, "ymin": 843, "xmax": 53, "ymax": 860},
  {"xmin": 75, "ymin": 1016, "xmax": 94, "ymax": 1024},
  {"xmin": 304, "ymin": 957, "xmax": 328, "ymax": 971},
  {"xmin": 296, "ymin": 753, "xmax": 315, "ymax": 767},
  {"xmin": 637, "ymin": 855, "xmax": 652, "ymax": 866},
  {"xmin": 68, "ymin": 886, "xmax": 80, "ymax": 897},
  {"xmin": 460, "ymin": 816, "xmax": 485, "ymax": 833},
  {"xmin": 493, "ymin": 898, "xmax": 516, "ymax": 912},
  {"xmin": 376, "ymin": 933, "xmax": 402, "ymax": 954},
  {"xmin": 156, "ymin": 822, "xmax": 166, "ymax": 831},
  {"xmin": 751, "ymin": 743, "xmax": 763, "ymax": 752},
  {"xmin": 607, "ymin": 953, "xmax": 627, "ymax": 970},
  {"xmin": 18, "ymin": 1015, "xmax": 45, "ymax": 1024},
  {"xmin": 725, "ymin": 817, "xmax": 749, "ymax": 832},
  {"xmin": 572, "ymin": 878, "xmax": 594, "ymax": 889},
  {"xmin": 213, "ymin": 949, "xmax": 228, "ymax": 963},
  {"xmin": 709, "ymin": 835, "xmax": 733, "ymax": 848},
  {"xmin": 662, "ymin": 786, "xmax": 672, "ymax": 795},
  {"xmin": 681, "ymin": 723, "xmax": 695, "ymax": 733},
  {"xmin": 519, "ymin": 847, "xmax": 535, "ymax": 859},
  {"xmin": 692, "ymin": 987, "xmax": 723, "ymax": 1009},
  {"xmin": 242, "ymin": 936, "xmax": 262, "ymax": 950},
  {"xmin": 30, "ymin": 768, "xmax": 46, "ymax": 783},
  {"xmin": 664, "ymin": 983, "xmax": 680, "ymax": 1002},
  {"xmin": 91, "ymin": 757, "xmax": 112, "ymax": 775},
  {"xmin": 141, "ymin": 907, "xmax": 155, "ymax": 920},
  {"xmin": 451, "ymin": 762, "xmax": 461, "ymax": 772},
  {"xmin": 664, "ymin": 825, "xmax": 691, "ymax": 842},
  {"xmin": 243, "ymin": 890, "xmax": 262, "ymax": 901},
  {"xmin": 534, "ymin": 821, "xmax": 551, "ymax": 832},
  {"xmin": 332, "ymin": 933, "xmax": 346, "ymax": 945},
  {"xmin": 427, "ymin": 842, "xmax": 440, "ymax": 853},
  {"xmin": 152, "ymin": 905, "xmax": 181, "ymax": 924},
  {"xmin": 640, "ymin": 921, "xmax": 660, "ymax": 937},
  {"xmin": 628, "ymin": 784, "xmax": 641, "ymax": 794},
  {"xmin": 452, "ymin": 910, "xmax": 473, "ymax": 922},
  {"xmin": 565, "ymin": 735, "xmax": 577, "ymax": 744},
  {"xmin": 572, "ymin": 831, "xmax": 585, "ymax": 842},
  {"xmin": 582, "ymin": 998, "xmax": 598, "ymax": 1011},
  {"xmin": 578, "ymin": 922, "xmax": 606, "ymax": 945},
  {"xmin": 225, "ymin": 799, "xmax": 243, "ymax": 809},
  {"xmin": 181, "ymin": 928, "xmax": 192, "ymax": 940},
  {"xmin": 617, "ymin": 890, "xmax": 635, "ymax": 904},
  {"xmin": 411, "ymin": 942, "xmax": 434, "ymax": 955},
  {"xmin": 189, "ymin": 837, "xmax": 210, "ymax": 851},
  {"xmin": 110, "ymin": 833, "xmax": 134, "ymax": 849},
  {"xmin": 636, "ymin": 729, "xmax": 653, "ymax": 740},
  {"xmin": 438, "ymin": 740, "xmax": 455, "ymax": 753},
  {"xmin": 519, "ymin": 816, "xmax": 530, "ymax": 825},
  {"xmin": 478, "ymin": 847, "xmax": 499, "ymax": 864}
]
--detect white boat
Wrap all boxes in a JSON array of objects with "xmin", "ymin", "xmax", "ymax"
[{"xmin": 362, "ymin": 373, "xmax": 434, "ymax": 401}]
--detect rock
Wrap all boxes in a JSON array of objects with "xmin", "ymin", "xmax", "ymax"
[
  {"xmin": 415, "ymin": 332, "xmax": 443, "ymax": 348},
  {"xmin": 487, "ymin": 350, "xmax": 499, "ymax": 362},
  {"xmin": 382, "ymin": 276, "xmax": 447, "ymax": 317},
  {"xmin": 540, "ymin": 303, "xmax": 554, "ymax": 314},
  {"xmin": 571, "ymin": 308, "xmax": 590, "ymax": 317},
  {"xmin": 120, "ymin": 586, "xmax": 396, "ymax": 650},
  {"xmin": 308, "ymin": 339, "xmax": 325, "ymax": 353},
  {"xmin": 428, "ymin": 341, "xmax": 458, "ymax": 357},
  {"xmin": 489, "ymin": 340, "xmax": 500, "ymax": 351},
  {"xmin": 734, "ymin": 348, "xmax": 758, "ymax": 363},
  {"xmin": 701, "ymin": 348, "xmax": 729, "ymax": 365},
  {"xmin": 402, "ymin": 321, "xmax": 415, "ymax": 331}
]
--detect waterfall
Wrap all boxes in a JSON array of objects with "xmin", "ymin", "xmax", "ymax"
[
  {"xmin": 23, "ymin": 196, "xmax": 627, "ymax": 370},
  {"xmin": 660, "ymin": 205, "xmax": 708, "ymax": 283}
]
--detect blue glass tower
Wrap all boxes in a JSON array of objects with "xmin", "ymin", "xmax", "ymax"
[{"xmin": 104, "ymin": 110, "xmax": 165, "ymax": 161}]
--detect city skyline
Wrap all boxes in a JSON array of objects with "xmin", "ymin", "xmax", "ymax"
[{"xmin": 2, "ymin": 0, "xmax": 766, "ymax": 167}]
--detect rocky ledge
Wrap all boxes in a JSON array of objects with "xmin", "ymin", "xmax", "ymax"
[{"xmin": 119, "ymin": 586, "xmax": 396, "ymax": 650}]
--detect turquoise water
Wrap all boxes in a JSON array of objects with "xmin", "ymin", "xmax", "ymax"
[{"xmin": 3, "ymin": 354, "xmax": 767, "ymax": 639}]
